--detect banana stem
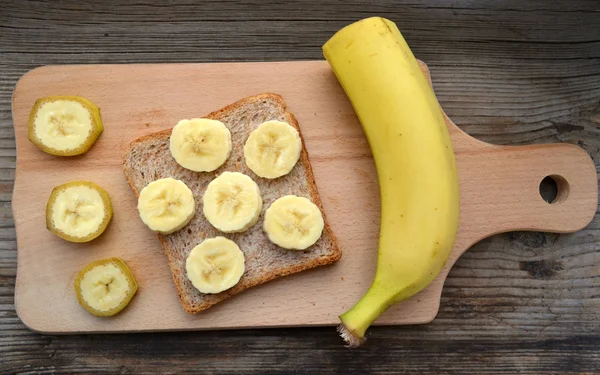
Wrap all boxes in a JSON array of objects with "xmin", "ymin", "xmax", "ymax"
[{"xmin": 338, "ymin": 283, "xmax": 395, "ymax": 347}]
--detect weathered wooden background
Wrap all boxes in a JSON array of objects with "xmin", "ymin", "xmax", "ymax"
[{"xmin": 1, "ymin": 0, "xmax": 600, "ymax": 373}]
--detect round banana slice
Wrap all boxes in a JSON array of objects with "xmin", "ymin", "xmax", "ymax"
[
  {"xmin": 186, "ymin": 236, "xmax": 245, "ymax": 294},
  {"xmin": 74, "ymin": 257, "xmax": 138, "ymax": 317},
  {"xmin": 243, "ymin": 120, "xmax": 302, "ymax": 179},
  {"xmin": 169, "ymin": 118, "xmax": 232, "ymax": 172},
  {"xmin": 263, "ymin": 195, "xmax": 324, "ymax": 250},
  {"xmin": 28, "ymin": 95, "xmax": 104, "ymax": 156},
  {"xmin": 203, "ymin": 171, "xmax": 262, "ymax": 233},
  {"xmin": 137, "ymin": 177, "xmax": 196, "ymax": 235},
  {"xmin": 46, "ymin": 181, "xmax": 113, "ymax": 243}
]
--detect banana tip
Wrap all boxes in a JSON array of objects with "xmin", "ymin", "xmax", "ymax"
[{"xmin": 337, "ymin": 323, "xmax": 366, "ymax": 348}]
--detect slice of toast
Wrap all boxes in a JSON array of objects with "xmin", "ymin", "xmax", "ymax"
[{"xmin": 122, "ymin": 93, "xmax": 342, "ymax": 314}]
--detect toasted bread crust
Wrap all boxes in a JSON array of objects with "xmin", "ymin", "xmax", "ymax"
[{"xmin": 122, "ymin": 93, "xmax": 341, "ymax": 314}]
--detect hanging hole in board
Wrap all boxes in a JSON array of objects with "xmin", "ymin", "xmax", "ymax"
[{"xmin": 539, "ymin": 175, "xmax": 569, "ymax": 204}]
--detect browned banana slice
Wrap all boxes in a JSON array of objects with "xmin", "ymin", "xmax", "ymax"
[
  {"xmin": 74, "ymin": 258, "xmax": 138, "ymax": 317},
  {"xmin": 46, "ymin": 181, "xmax": 113, "ymax": 242},
  {"xmin": 28, "ymin": 95, "xmax": 103, "ymax": 156}
]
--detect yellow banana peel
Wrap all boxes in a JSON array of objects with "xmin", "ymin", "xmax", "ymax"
[{"xmin": 323, "ymin": 17, "xmax": 460, "ymax": 347}]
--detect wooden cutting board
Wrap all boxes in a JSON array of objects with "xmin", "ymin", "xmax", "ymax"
[{"xmin": 11, "ymin": 61, "xmax": 598, "ymax": 334}]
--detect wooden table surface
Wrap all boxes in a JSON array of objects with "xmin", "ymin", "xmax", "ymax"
[{"xmin": 2, "ymin": 1, "xmax": 600, "ymax": 373}]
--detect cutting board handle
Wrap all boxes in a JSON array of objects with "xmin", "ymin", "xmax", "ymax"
[
  {"xmin": 426, "ymin": 59, "xmax": 597, "ymax": 240},
  {"xmin": 460, "ymin": 141, "xmax": 598, "ymax": 245}
]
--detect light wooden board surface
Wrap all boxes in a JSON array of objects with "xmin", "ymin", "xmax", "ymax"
[{"xmin": 11, "ymin": 60, "xmax": 598, "ymax": 334}]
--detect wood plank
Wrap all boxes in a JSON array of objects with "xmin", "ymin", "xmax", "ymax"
[
  {"xmin": 1, "ymin": 0, "xmax": 600, "ymax": 373},
  {"xmin": 1, "ymin": 329, "xmax": 600, "ymax": 374}
]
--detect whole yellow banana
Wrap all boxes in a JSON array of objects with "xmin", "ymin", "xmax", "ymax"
[{"xmin": 322, "ymin": 17, "xmax": 460, "ymax": 347}]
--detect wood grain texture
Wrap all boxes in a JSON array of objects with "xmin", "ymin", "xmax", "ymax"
[
  {"xmin": 2, "ymin": 0, "xmax": 600, "ymax": 374},
  {"xmin": 9, "ymin": 60, "xmax": 598, "ymax": 334}
]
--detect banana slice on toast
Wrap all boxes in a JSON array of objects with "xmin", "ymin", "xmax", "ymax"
[
  {"xmin": 203, "ymin": 171, "xmax": 262, "ymax": 233},
  {"xmin": 243, "ymin": 120, "xmax": 302, "ymax": 179},
  {"xmin": 263, "ymin": 195, "xmax": 324, "ymax": 250},
  {"xmin": 169, "ymin": 118, "xmax": 232, "ymax": 172},
  {"xmin": 202, "ymin": 172, "xmax": 262, "ymax": 233},
  {"xmin": 186, "ymin": 236, "xmax": 245, "ymax": 294},
  {"xmin": 137, "ymin": 177, "xmax": 196, "ymax": 235}
]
